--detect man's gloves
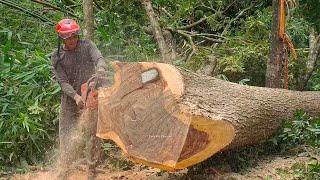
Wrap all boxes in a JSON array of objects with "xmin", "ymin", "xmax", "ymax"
[
  {"xmin": 74, "ymin": 70, "xmax": 106, "ymax": 109},
  {"xmin": 74, "ymin": 94, "xmax": 84, "ymax": 109}
]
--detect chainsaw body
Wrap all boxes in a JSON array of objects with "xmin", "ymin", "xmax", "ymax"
[{"xmin": 81, "ymin": 78, "xmax": 98, "ymax": 109}]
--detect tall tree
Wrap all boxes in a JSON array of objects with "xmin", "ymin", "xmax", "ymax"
[
  {"xmin": 141, "ymin": 0, "xmax": 171, "ymax": 64},
  {"xmin": 266, "ymin": 0, "xmax": 287, "ymax": 88},
  {"xmin": 83, "ymin": 0, "xmax": 94, "ymax": 41}
]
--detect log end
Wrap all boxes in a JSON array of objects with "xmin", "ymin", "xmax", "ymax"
[
  {"xmin": 97, "ymin": 114, "xmax": 234, "ymax": 171},
  {"xmin": 96, "ymin": 62, "xmax": 235, "ymax": 171}
]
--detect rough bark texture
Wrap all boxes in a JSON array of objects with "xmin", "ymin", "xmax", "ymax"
[
  {"xmin": 298, "ymin": 29, "xmax": 320, "ymax": 90},
  {"xmin": 141, "ymin": 0, "xmax": 171, "ymax": 63},
  {"xmin": 83, "ymin": 0, "xmax": 94, "ymax": 41},
  {"xmin": 266, "ymin": 0, "xmax": 287, "ymax": 88},
  {"xmin": 96, "ymin": 62, "xmax": 320, "ymax": 171},
  {"xmin": 181, "ymin": 69, "xmax": 320, "ymax": 149}
]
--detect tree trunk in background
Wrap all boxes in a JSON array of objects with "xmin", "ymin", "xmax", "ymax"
[
  {"xmin": 96, "ymin": 62, "xmax": 320, "ymax": 171},
  {"xmin": 297, "ymin": 29, "xmax": 320, "ymax": 90},
  {"xmin": 266, "ymin": 0, "xmax": 287, "ymax": 88},
  {"xmin": 163, "ymin": 30, "xmax": 177, "ymax": 60},
  {"xmin": 83, "ymin": 0, "xmax": 94, "ymax": 41},
  {"xmin": 141, "ymin": 0, "xmax": 172, "ymax": 64}
]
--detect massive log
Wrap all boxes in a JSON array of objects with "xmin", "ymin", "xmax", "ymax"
[{"xmin": 96, "ymin": 62, "xmax": 320, "ymax": 171}]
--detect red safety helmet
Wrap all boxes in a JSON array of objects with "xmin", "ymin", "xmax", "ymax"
[{"xmin": 56, "ymin": 19, "xmax": 80, "ymax": 39}]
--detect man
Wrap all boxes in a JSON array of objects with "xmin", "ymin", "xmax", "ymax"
[{"xmin": 51, "ymin": 18, "xmax": 107, "ymax": 179}]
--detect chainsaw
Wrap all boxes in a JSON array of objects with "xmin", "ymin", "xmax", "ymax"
[{"xmin": 80, "ymin": 76, "xmax": 98, "ymax": 109}]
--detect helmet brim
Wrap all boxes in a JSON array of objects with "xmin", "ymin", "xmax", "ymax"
[{"xmin": 59, "ymin": 30, "xmax": 80, "ymax": 40}]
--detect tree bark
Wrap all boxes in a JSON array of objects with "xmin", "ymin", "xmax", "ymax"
[
  {"xmin": 266, "ymin": 0, "xmax": 287, "ymax": 88},
  {"xmin": 297, "ymin": 29, "xmax": 320, "ymax": 90},
  {"xmin": 83, "ymin": 0, "xmax": 94, "ymax": 41},
  {"xmin": 141, "ymin": 0, "xmax": 172, "ymax": 63},
  {"xmin": 96, "ymin": 62, "xmax": 320, "ymax": 171}
]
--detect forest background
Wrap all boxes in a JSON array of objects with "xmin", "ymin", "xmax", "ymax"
[{"xmin": 0, "ymin": 0, "xmax": 319, "ymax": 178}]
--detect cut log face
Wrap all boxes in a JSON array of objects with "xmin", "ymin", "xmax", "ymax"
[
  {"xmin": 96, "ymin": 62, "xmax": 235, "ymax": 171},
  {"xmin": 96, "ymin": 62, "xmax": 320, "ymax": 171}
]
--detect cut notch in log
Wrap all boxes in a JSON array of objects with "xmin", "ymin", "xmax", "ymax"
[{"xmin": 96, "ymin": 61, "xmax": 320, "ymax": 171}]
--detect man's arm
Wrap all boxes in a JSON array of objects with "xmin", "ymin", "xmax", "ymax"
[
  {"xmin": 51, "ymin": 55, "xmax": 80, "ymax": 101},
  {"xmin": 88, "ymin": 41, "xmax": 107, "ymax": 72},
  {"xmin": 88, "ymin": 41, "xmax": 108, "ymax": 87}
]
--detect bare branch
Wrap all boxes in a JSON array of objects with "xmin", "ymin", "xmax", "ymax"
[
  {"xmin": 188, "ymin": 32, "xmax": 227, "ymax": 40},
  {"xmin": 176, "ymin": 14, "xmax": 215, "ymax": 30},
  {"xmin": 160, "ymin": 7, "xmax": 173, "ymax": 18},
  {"xmin": 198, "ymin": 36, "xmax": 225, "ymax": 43}
]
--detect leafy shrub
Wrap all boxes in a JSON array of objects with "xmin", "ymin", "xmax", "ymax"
[
  {"xmin": 272, "ymin": 110, "xmax": 320, "ymax": 179},
  {"xmin": 272, "ymin": 110, "xmax": 320, "ymax": 151},
  {"xmin": 0, "ymin": 29, "xmax": 59, "ymax": 167}
]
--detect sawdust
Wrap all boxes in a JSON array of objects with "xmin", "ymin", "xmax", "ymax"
[
  {"xmin": 46, "ymin": 108, "xmax": 99, "ymax": 179},
  {"xmin": 7, "ymin": 154, "xmax": 310, "ymax": 180}
]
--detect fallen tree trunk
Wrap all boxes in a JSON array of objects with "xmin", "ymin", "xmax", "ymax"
[{"xmin": 96, "ymin": 62, "xmax": 320, "ymax": 171}]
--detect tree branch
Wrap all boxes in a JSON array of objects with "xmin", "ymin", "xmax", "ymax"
[
  {"xmin": 93, "ymin": 0, "xmax": 104, "ymax": 10},
  {"xmin": 30, "ymin": 0, "xmax": 78, "ymax": 18},
  {"xmin": 188, "ymin": 32, "xmax": 227, "ymax": 40},
  {"xmin": 160, "ymin": 7, "xmax": 173, "ymax": 18},
  {"xmin": 198, "ymin": 36, "xmax": 225, "ymax": 43},
  {"xmin": 176, "ymin": 14, "xmax": 215, "ymax": 30},
  {"xmin": 221, "ymin": 5, "xmax": 253, "ymax": 36},
  {"xmin": 199, "ymin": 3, "xmax": 217, "ymax": 13},
  {"xmin": 141, "ymin": 0, "xmax": 172, "ymax": 63},
  {"xmin": 223, "ymin": 0, "xmax": 240, "ymax": 13},
  {"xmin": 166, "ymin": 27, "xmax": 198, "ymax": 61},
  {"xmin": 0, "ymin": 0, "xmax": 54, "ymax": 25},
  {"xmin": 297, "ymin": 29, "xmax": 320, "ymax": 90}
]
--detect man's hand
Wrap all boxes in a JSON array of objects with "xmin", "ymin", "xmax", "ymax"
[{"xmin": 74, "ymin": 94, "xmax": 84, "ymax": 109}]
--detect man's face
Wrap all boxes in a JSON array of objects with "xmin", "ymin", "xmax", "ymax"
[{"xmin": 63, "ymin": 35, "xmax": 79, "ymax": 50}]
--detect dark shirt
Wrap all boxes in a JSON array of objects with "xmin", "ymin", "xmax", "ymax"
[{"xmin": 51, "ymin": 40, "xmax": 107, "ymax": 109}]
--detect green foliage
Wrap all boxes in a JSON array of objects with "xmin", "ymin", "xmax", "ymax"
[
  {"xmin": 297, "ymin": 0, "xmax": 320, "ymax": 31},
  {"xmin": 272, "ymin": 110, "xmax": 320, "ymax": 150},
  {"xmin": 1, "ymin": 1, "xmax": 320, "ymax": 177},
  {"xmin": 271, "ymin": 110, "xmax": 320, "ymax": 179},
  {"xmin": 277, "ymin": 161, "xmax": 320, "ymax": 180},
  {"xmin": 94, "ymin": 0, "xmax": 157, "ymax": 61},
  {"xmin": 0, "ymin": 29, "xmax": 59, "ymax": 167},
  {"xmin": 213, "ymin": 8, "xmax": 272, "ymax": 86},
  {"xmin": 183, "ymin": 47, "xmax": 212, "ymax": 71},
  {"xmin": 308, "ymin": 68, "xmax": 320, "ymax": 90}
]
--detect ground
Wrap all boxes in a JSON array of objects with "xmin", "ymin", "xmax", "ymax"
[{"xmin": 4, "ymin": 153, "xmax": 311, "ymax": 180}]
